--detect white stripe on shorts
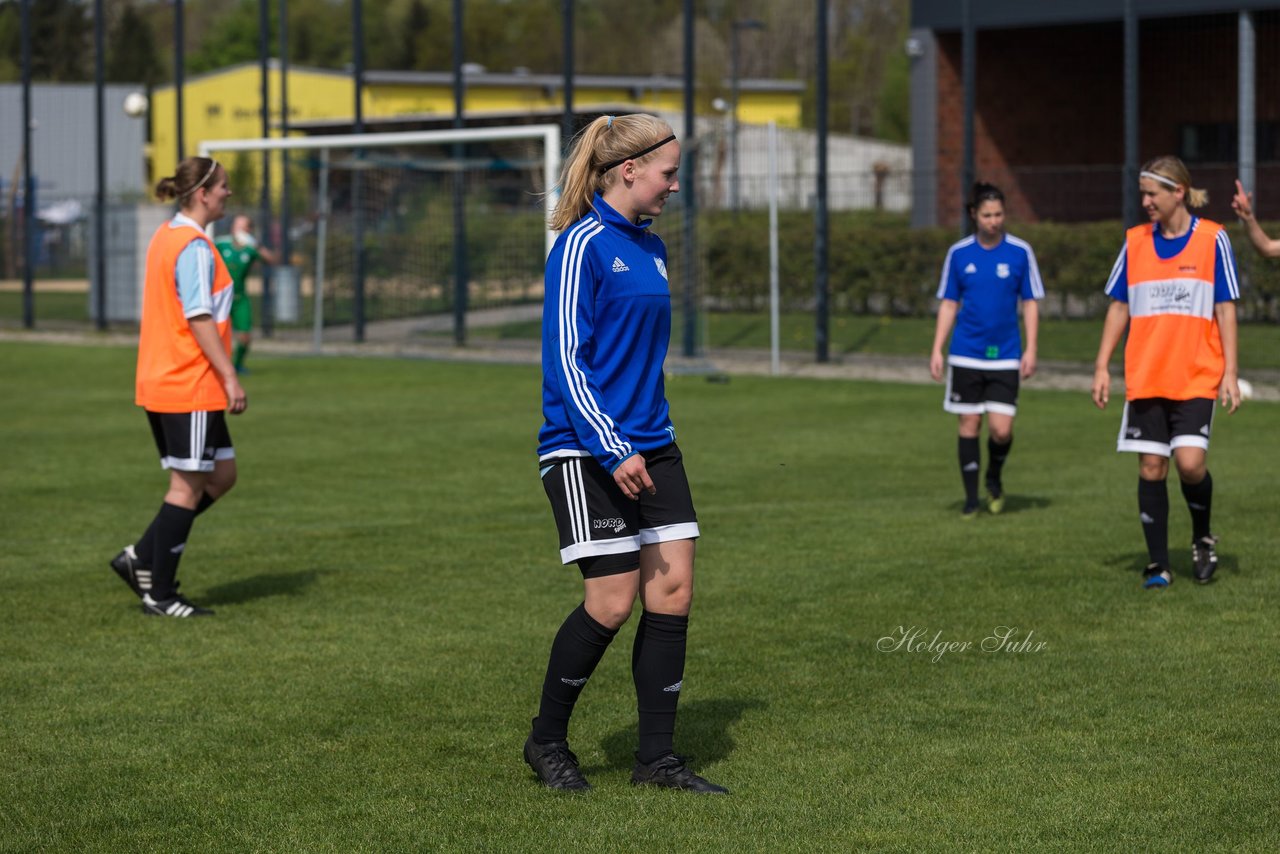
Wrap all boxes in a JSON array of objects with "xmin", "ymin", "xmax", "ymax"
[{"xmin": 639, "ymin": 522, "xmax": 701, "ymax": 545}]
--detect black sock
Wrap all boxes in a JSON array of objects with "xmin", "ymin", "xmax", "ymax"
[
  {"xmin": 135, "ymin": 493, "xmax": 216, "ymax": 565},
  {"xmin": 958, "ymin": 437, "xmax": 980, "ymax": 506},
  {"xmin": 632, "ymin": 611, "xmax": 689, "ymax": 765},
  {"xmin": 1138, "ymin": 478, "xmax": 1169, "ymax": 568},
  {"xmin": 986, "ymin": 436, "xmax": 1012, "ymax": 494},
  {"xmin": 148, "ymin": 502, "xmax": 197, "ymax": 600},
  {"xmin": 1180, "ymin": 471, "xmax": 1213, "ymax": 542},
  {"xmin": 531, "ymin": 604, "xmax": 618, "ymax": 745}
]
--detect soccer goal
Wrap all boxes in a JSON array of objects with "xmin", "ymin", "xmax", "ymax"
[{"xmin": 199, "ymin": 124, "xmax": 561, "ymax": 349}]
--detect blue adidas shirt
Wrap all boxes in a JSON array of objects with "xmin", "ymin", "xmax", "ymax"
[
  {"xmin": 538, "ymin": 195, "xmax": 676, "ymax": 472},
  {"xmin": 937, "ymin": 233, "xmax": 1044, "ymax": 369}
]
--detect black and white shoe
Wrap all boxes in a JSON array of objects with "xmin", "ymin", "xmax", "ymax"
[
  {"xmin": 631, "ymin": 753, "xmax": 728, "ymax": 794},
  {"xmin": 141, "ymin": 593, "xmax": 214, "ymax": 618},
  {"xmin": 1192, "ymin": 535, "xmax": 1219, "ymax": 584},
  {"xmin": 523, "ymin": 736, "xmax": 591, "ymax": 791},
  {"xmin": 109, "ymin": 545, "xmax": 151, "ymax": 597}
]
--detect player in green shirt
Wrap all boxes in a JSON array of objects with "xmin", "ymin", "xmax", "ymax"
[{"xmin": 214, "ymin": 215, "xmax": 280, "ymax": 374}]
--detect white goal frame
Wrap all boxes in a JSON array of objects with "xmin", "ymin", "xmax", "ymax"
[{"xmin": 199, "ymin": 125, "xmax": 561, "ymax": 349}]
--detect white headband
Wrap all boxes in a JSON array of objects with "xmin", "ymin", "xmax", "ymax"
[
  {"xmin": 1139, "ymin": 170, "xmax": 1179, "ymax": 189},
  {"xmin": 181, "ymin": 160, "xmax": 220, "ymax": 199}
]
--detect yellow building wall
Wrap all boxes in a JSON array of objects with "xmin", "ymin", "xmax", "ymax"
[
  {"xmin": 149, "ymin": 65, "xmax": 801, "ymax": 190},
  {"xmin": 151, "ymin": 66, "xmax": 353, "ymax": 184}
]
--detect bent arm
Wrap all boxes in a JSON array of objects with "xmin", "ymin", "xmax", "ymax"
[
  {"xmin": 1020, "ymin": 299, "xmax": 1039, "ymax": 379},
  {"xmin": 1215, "ymin": 301, "xmax": 1240, "ymax": 413},
  {"xmin": 1092, "ymin": 300, "xmax": 1129, "ymax": 409},
  {"xmin": 189, "ymin": 315, "xmax": 247, "ymax": 414},
  {"xmin": 930, "ymin": 299, "xmax": 959, "ymax": 381}
]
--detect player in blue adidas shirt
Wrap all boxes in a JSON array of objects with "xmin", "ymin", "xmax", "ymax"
[
  {"xmin": 930, "ymin": 182, "xmax": 1044, "ymax": 518},
  {"xmin": 523, "ymin": 114, "xmax": 726, "ymax": 795}
]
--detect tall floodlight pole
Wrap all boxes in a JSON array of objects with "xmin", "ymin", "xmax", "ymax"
[
  {"xmin": 21, "ymin": 0, "xmax": 34, "ymax": 329},
  {"xmin": 94, "ymin": 0, "xmax": 107, "ymax": 330},
  {"xmin": 452, "ymin": 0, "xmax": 469, "ymax": 346},
  {"xmin": 352, "ymin": 0, "xmax": 366, "ymax": 343},
  {"xmin": 730, "ymin": 19, "xmax": 764, "ymax": 212},
  {"xmin": 960, "ymin": 0, "xmax": 975, "ymax": 234},
  {"xmin": 1238, "ymin": 12, "xmax": 1256, "ymax": 205},
  {"xmin": 175, "ymin": 0, "xmax": 184, "ymax": 160},
  {"xmin": 562, "ymin": 0, "xmax": 574, "ymax": 153},
  {"xmin": 682, "ymin": 0, "xmax": 697, "ymax": 358},
  {"xmin": 815, "ymin": 0, "xmax": 830, "ymax": 364},
  {"xmin": 1122, "ymin": 0, "xmax": 1139, "ymax": 226},
  {"xmin": 259, "ymin": 0, "xmax": 273, "ymax": 335}
]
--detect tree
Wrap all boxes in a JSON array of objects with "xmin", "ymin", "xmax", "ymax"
[
  {"xmin": 107, "ymin": 2, "xmax": 165, "ymax": 88},
  {"xmin": 0, "ymin": 0, "xmax": 92, "ymax": 82}
]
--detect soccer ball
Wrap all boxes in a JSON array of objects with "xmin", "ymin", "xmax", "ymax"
[
  {"xmin": 1237, "ymin": 378, "xmax": 1254, "ymax": 401},
  {"xmin": 122, "ymin": 92, "xmax": 148, "ymax": 118}
]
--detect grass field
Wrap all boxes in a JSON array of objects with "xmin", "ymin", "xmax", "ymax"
[{"xmin": 2, "ymin": 341, "xmax": 1279, "ymax": 852}]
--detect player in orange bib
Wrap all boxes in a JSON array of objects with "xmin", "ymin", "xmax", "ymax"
[
  {"xmin": 1092, "ymin": 156, "xmax": 1242, "ymax": 590},
  {"xmin": 108, "ymin": 157, "xmax": 247, "ymax": 617}
]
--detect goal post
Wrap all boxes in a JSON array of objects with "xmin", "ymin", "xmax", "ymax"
[{"xmin": 198, "ymin": 124, "xmax": 562, "ymax": 349}]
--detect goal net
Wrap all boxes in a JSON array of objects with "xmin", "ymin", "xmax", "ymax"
[{"xmin": 199, "ymin": 125, "xmax": 561, "ymax": 345}]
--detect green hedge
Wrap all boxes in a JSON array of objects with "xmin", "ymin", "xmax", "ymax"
[{"xmin": 698, "ymin": 211, "xmax": 1280, "ymax": 320}]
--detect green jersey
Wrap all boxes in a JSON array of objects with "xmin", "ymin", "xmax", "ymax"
[{"xmin": 214, "ymin": 235, "xmax": 261, "ymax": 298}]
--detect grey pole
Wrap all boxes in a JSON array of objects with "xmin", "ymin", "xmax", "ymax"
[
  {"xmin": 452, "ymin": 0, "xmax": 469, "ymax": 347},
  {"xmin": 1122, "ymin": 0, "xmax": 1139, "ymax": 226},
  {"xmin": 175, "ymin": 0, "xmax": 184, "ymax": 160},
  {"xmin": 94, "ymin": 0, "xmax": 107, "ymax": 330},
  {"xmin": 21, "ymin": 0, "xmax": 33, "ymax": 329},
  {"xmin": 815, "ymin": 0, "xmax": 830, "ymax": 364},
  {"xmin": 1238, "ymin": 11, "xmax": 1256, "ymax": 201},
  {"xmin": 960, "ymin": 0, "xmax": 975, "ymax": 234},
  {"xmin": 682, "ymin": 0, "xmax": 697, "ymax": 358}
]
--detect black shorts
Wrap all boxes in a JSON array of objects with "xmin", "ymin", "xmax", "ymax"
[
  {"xmin": 147, "ymin": 410, "xmax": 235, "ymax": 472},
  {"xmin": 1117, "ymin": 397, "xmax": 1215, "ymax": 456},
  {"xmin": 540, "ymin": 443, "xmax": 699, "ymax": 578},
  {"xmin": 944, "ymin": 364, "xmax": 1019, "ymax": 416}
]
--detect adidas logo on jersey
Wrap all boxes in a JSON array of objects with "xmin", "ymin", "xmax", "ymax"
[
  {"xmin": 964, "ymin": 263, "xmax": 977, "ymax": 274},
  {"xmin": 612, "ymin": 257, "xmax": 630, "ymax": 273},
  {"xmin": 654, "ymin": 257, "xmax": 668, "ymax": 280}
]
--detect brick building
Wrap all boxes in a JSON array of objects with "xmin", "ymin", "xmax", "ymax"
[{"xmin": 910, "ymin": 1, "xmax": 1280, "ymax": 227}]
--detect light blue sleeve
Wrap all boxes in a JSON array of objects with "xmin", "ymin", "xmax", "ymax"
[{"xmin": 174, "ymin": 238, "xmax": 215, "ymax": 318}]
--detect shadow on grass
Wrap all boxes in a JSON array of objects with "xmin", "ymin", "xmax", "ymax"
[
  {"xmin": 201, "ymin": 569, "xmax": 329, "ymax": 606},
  {"xmin": 591, "ymin": 696, "xmax": 767, "ymax": 773},
  {"xmin": 947, "ymin": 494, "xmax": 1052, "ymax": 515}
]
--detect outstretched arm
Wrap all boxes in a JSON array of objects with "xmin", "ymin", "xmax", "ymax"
[{"xmin": 1232, "ymin": 180, "xmax": 1280, "ymax": 259}]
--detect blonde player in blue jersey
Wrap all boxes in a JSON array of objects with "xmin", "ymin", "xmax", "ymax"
[
  {"xmin": 930, "ymin": 182, "xmax": 1044, "ymax": 518},
  {"xmin": 522, "ymin": 114, "xmax": 725, "ymax": 796}
]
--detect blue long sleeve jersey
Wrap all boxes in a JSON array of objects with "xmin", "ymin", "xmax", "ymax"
[
  {"xmin": 538, "ymin": 196, "xmax": 677, "ymax": 473},
  {"xmin": 936, "ymin": 233, "xmax": 1044, "ymax": 369}
]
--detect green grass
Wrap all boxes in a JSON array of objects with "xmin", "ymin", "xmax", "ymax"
[{"xmin": 3, "ymin": 343, "xmax": 1280, "ymax": 852}]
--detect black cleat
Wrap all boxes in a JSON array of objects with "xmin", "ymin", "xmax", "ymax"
[
  {"xmin": 110, "ymin": 545, "xmax": 151, "ymax": 597},
  {"xmin": 141, "ymin": 593, "xmax": 214, "ymax": 617},
  {"xmin": 1192, "ymin": 535, "xmax": 1219, "ymax": 584},
  {"xmin": 631, "ymin": 753, "xmax": 728, "ymax": 794},
  {"xmin": 523, "ymin": 736, "xmax": 591, "ymax": 791}
]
